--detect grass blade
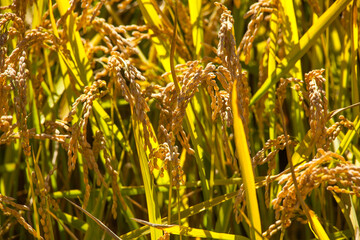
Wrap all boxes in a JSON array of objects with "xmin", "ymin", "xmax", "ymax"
[
  {"xmin": 55, "ymin": 0, "xmax": 93, "ymax": 86},
  {"xmin": 137, "ymin": 0, "xmax": 172, "ymax": 74},
  {"xmin": 307, "ymin": 208, "xmax": 330, "ymax": 240},
  {"xmin": 331, "ymin": 192, "xmax": 360, "ymax": 239},
  {"xmin": 232, "ymin": 79, "xmax": 262, "ymax": 239},
  {"xmin": 64, "ymin": 198, "xmax": 121, "ymax": 240}
]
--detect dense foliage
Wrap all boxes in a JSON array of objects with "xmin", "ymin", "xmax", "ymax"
[{"xmin": 0, "ymin": 0, "xmax": 359, "ymax": 239}]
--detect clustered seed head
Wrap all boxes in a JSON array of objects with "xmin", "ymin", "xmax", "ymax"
[
  {"xmin": 5, "ymin": 28, "xmax": 55, "ymax": 68},
  {"xmin": 33, "ymin": 170, "xmax": 54, "ymax": 240},
  {"xmin": 253, "ymin": 70, "xmax": 357, "ymax": 237},
  {"xmin": 92, "ymin": 131, "xmax": 127, "ymax": 218},
  {"xmin": 216, "ymin": 3, "xmax": 250, "ymax": 140},
  {"xmin": 108, "ymin": 53, "xmax": 155, "ymax": 153},
  {"xmin": 9, "ymin": 50, "xmax": 32, "ymax": 156},
  {"xmin": 0, "ymin": 13, "xmax": 25, "ymax": 38},
  {"xmin": 65, "ymin": 80, "xmax": 109, "ymax": 208},
  {"xmin": 173, "ymin": 62, "xmax": 216, "ymax": 134},
  {"xmin": 275, "ymin": 73, "xmax": 353, "ymax": 151},
  {"xmin": 91, "ymin": 18, "xmax": 136, "ymax": 59},
  {"xmin": 0, "ymin": 19, "xmax": 14, "ymax": 139},
  {"xmin": 264, "ymin": 149, "xmax": 360, "ymax": 238},
  {"xmin": 0, "ymin": 115, "xmax": 12, "ymax": 132},
  {"xmin": 324, "ymin": 115, "xmax": 354, "ymax": 150},
  {"xmin": 0, "ymin": 193, "xmax": 41, "ymax": 239},
  {"xmin": 155, "ymin": 61, "xmax": 218, "ymax": 155},
  {"xmin": 66, "ymin": 80, "xmax": 107, "ymax": 171},
  {"xmin": 252, "ymin": 134, "xmax": 297, "ymax": 206},
  {"xmin": 216, "ymin": 3, "xmax": 236, "ymax": 68},
  {"xmin": 276, "ymin": 77, "xmax": 303, "ymax": 106},
  {"xmin": 78, "ymin": 0, "xmax": 106, "ymax": 30},
  {"xmin": 233, "ymin": 185, "xmax": 246, "ymax": 223},
  {"xmin": 150, "ymin": 125, "xmax": 185, "ymax": 188},
  {"xmin": 158, "ymin": 231, "xmax": 170, "ymax": 240},
  {"xmin": 303, "ymin": 69, "xmax": 328, "ymax": 148},
  {"xmin": 144, "ymin": 4, "xmax": 253, "ymax": 166},
  {"xmin": 238, "ymin": 0, "xmax": 275, "ymax": 64}
]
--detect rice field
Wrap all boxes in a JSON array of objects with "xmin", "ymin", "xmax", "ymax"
[{"xmin": 0, "ymin": 0, "xmax": 359, "ymax": 239}]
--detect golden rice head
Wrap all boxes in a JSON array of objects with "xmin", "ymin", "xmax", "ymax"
[
  {"xmin": 252, "ymin": 134, "xmax": 297, "ymax": 206},
  {"xmin": 324, "ymin": 115, "xmax": 354, "ymax": 150},
  {"xmin": 93, "ymin": 130, "xmax": 127, "ymax": 218},
  {"xmin": 108, "ymin": 54, "xmax": 155, "ymax": 153},
  {"xmin": 150, "ymin": 125, "xmax": 184, "ymax": 188},
  {"xmin": 233, "ymin": 185, "xmax": 246, "ymax": 223},
  {"xmin": 238, "ymin": 0, "xmax": 276, "ymax": 64},
  {"xmin": 303, "ymin": 69, "xmax": 328, "ymax": 148},
  {"xmin": 216, "ymin": 3, "xmax": 250, "ymax": 135},
  {"xmin": 268, "ymin": 149, "xmax": 355, "ymax": 236},
  {"xmin": 0, "ymin": 193, "xmax": 41, "ymax": 239}
]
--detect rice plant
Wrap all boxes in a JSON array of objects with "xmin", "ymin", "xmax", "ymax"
[{"xmin": 0, "ymin": 0, "xmax": 359, "ymax": 239}]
